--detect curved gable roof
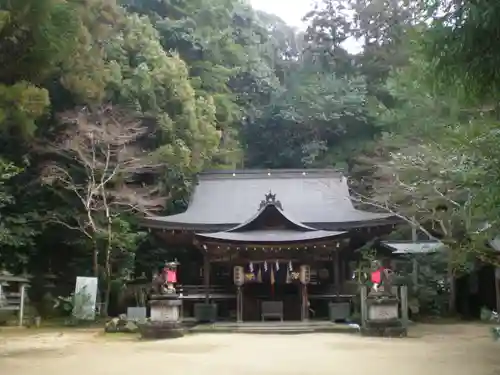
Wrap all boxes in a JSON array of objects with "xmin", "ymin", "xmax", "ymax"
[
  {"xmin": 227, "ymin": 198, "xmax": 316, "ymax": 232},
  {"xmin": 193, "ymin": 196, "xmax": 345, "ymax": 243},
  {"xmin": 142, "ymin": 169, "xmax": 399, "ymax": 230}
]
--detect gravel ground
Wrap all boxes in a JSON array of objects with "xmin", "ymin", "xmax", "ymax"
[{"xmin": 1, "ymin": 323, "xmax": 499, "ymax": 375}]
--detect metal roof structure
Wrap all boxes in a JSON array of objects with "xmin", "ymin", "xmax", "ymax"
[
  {"xmin": 195, "ymin": 194, "xmax": 345, "ymax": 244},
  {"xmin": 0, "ymin": 270, "xmax": 30, "ymax": 284},
  {"xmin": 488, "ymin": 237, "xmax": 500, "ymax": 252},
  {"xmin": 142, "ymin": 169, "xmax": 400, "ymax": 231},
  {"xmin": 381, "ymin": 240, "xmax": 445, "ymax": 254}
]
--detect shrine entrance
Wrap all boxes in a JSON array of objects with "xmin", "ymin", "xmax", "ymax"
[
  {"xmin": 241, "ymin": 262, "xmax": 302, "ymax": 321},
  {"xmin": 193, "ymin": 191, "xmax": 349, "ymax": 323}
]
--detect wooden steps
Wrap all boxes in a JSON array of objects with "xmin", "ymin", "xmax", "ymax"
[{"xmin": 188, "ymin": 321, "xmax": 359, "ymax": 335}]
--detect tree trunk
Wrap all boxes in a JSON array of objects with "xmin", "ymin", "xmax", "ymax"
[
  {"xmin": 103, "ymin": 217, "xmax": 112, "ymax": 317},
  {"xmin": 93, "ymin": 242, "xmax": 99, "ymax": 278}
]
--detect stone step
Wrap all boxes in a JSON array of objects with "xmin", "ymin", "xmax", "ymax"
[{"xmin": 188, "ymin": 322, "xmax": 360, "ymax": 335}]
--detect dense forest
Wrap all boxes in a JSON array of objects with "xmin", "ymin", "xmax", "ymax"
[{"xmin": 1, "ymin": 0, "xmax": 499, "ymax": 315}]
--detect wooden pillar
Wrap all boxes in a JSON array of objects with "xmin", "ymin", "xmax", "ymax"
[
  {"xmin": 333, "ymin": 250, "xmax": 340, "ymax": 296},
  {"xmin": 203, "ymin": 254, "xmax": 210, "ymax": 304},
  {"xmin": 340, "ymin": 255, "xmax": 346, "ymax": 292},
  {"xmin": 301, "ymin": 284, "xmax": 308, "ymax": 322},
  {"xmin": 18, "ymin": 283, "xmax": 26, "ymax": 327}
]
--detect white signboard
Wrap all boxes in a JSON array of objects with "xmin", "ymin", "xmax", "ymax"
[{"xmin": 73, "ymin": 277, "xmax": 98, "ymax": 320}]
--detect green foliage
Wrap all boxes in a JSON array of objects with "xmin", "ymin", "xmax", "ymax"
[
  {"xmin": 425, "ymin": 0, "xmax": 500, "ymax": 101},
  {"xmin": 0, "ymin": 0, "xmax": 81, "ymax": 137},
  {"xmin": 0, "ymin": 159, "xmax": 38, "ymax": 269},
  {"xmin": 242, "ymin": 67, "xmax": 374, "ymax": 169},
  {"xmin": 0, "ymin": 0, "xmax": 80, "ymax": 85},
  {"xmin": 0, "ymin": 82, "xmax": 50, "ymax": 137},
  {"xmin": 105, "ymin": 13, "xmax": 221, "ymax": 176}
]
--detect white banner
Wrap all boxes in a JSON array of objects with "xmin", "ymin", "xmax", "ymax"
[{"xmin": 73, "ymin": 276, "xmax": 98, "ymax": 320}]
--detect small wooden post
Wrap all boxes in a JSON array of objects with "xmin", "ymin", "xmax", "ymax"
[
  {"xmin": 412, "ymin": 258, "xmax": 418, "ymax": 290},
  {"xmin": 360, "ymin": 285, "xmax": 368, "ymax": 328},
  {"xmin": 299, "ymin": 283, "xmax": 303, "ymax": 321},
  {"xmin": 400, "ymin": 285, "xmax": 409, "ymax": 327},
  {"xmin": 495, "ymin": 268, "xmax": 500, "ymax": 314},
  {"xmin": 179, "ymin": 286, "xmax": 184, "ymax": 322},
  {"xmin": 203, "ymin": 254, "xmax": 210, "ymax": 304},
  {"xmin": 18, "ymin": 283, "xmax": 26, "ymax": 327},
  {"xmin": 411, "ymin": 217, "xmax": 419, "ymax": 290}
]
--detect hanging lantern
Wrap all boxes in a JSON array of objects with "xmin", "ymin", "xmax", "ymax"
[
  {"xmin": 299, "ymin": 265, "xmax": 311, "ymax": 284},
  {"xmin": 233, "ymin": 266, "xmax": 245, "ymax": 286}
]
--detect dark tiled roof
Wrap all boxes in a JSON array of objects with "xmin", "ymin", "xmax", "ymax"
[{"xmin": 142, "ymin": 169, "xmax": 399, "ymax": 230}]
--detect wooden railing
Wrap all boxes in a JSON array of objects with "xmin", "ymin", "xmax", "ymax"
[
  {"xmin": 178, "ymin": 285, "xmax": 236, "ymax": 300},
  {"xmin": 177, "ymin": 283, "xmax": 357, "ymax": 301},
  {"xmin": 308, "ymin": 282, "xmax": 358, "ymax": 298}
]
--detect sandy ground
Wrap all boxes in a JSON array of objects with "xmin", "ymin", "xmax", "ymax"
[{"xmin": 1, "ymin": 324, "xmax": 500, "ymax": 375}]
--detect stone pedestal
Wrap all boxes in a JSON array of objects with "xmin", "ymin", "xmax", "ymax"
[
  {"xmin": 362, "ymin": 293, "xmax": 407, "ymax": 338},
  {"xmin": 139, "ymin": 294, "xmax": 184, "ymax": 339},
  {"xmin": 150, "ymin": 298, "xmax": 181, "ymax": 321},
  {"xmin": 367, "ymin": 299, "xmax": 399, "ymax": 321}
]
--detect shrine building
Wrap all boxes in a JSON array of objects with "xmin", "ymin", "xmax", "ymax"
[{"xmin": 141, "ymin": 169, "xmax": 401, "ymax": 322}]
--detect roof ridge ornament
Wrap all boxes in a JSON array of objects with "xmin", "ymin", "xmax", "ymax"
[{"xmin": 259, "ymin": 190, "xmax": 283, "ymax": 210}]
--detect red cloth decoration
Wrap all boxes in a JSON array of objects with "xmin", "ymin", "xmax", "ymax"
[
  {"xmin": 166, "ymin": 270, "xmax": 177, "ymax": 283},
  {"xmin": 371, "ymin": 267, "xmax": 385, "ymax": 284}
]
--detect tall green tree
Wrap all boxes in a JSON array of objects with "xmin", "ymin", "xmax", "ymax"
[{"xmin": 425, "ymin": 0, "xmax": 500, "ymax": 102}]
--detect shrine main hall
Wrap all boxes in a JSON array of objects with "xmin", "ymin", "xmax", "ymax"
[{"xmin": 141, "ymin": 169, "xmax": 400, "ymax": 323}]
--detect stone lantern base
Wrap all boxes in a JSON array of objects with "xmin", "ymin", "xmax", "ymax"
[
  {"xmin": 362, "ymin": 294, "xmax": 407, "ymax": 338},
  {"xmin": 138, "ymin": 294, "xmax": 184, "ymax": 339}
]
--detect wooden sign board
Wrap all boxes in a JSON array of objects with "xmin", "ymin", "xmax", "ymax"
[
  {"xmin": 495, "ymin": 268, "xmax": 500, "ymax": 280},
  {"xmin": 368, "ymin": 304, "xmax": 399, "ymax": 321}
]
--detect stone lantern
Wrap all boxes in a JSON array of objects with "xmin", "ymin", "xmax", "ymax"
[{"xmin": 139, "ymin": 260, "xmax": 183, "ymax": 339}]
